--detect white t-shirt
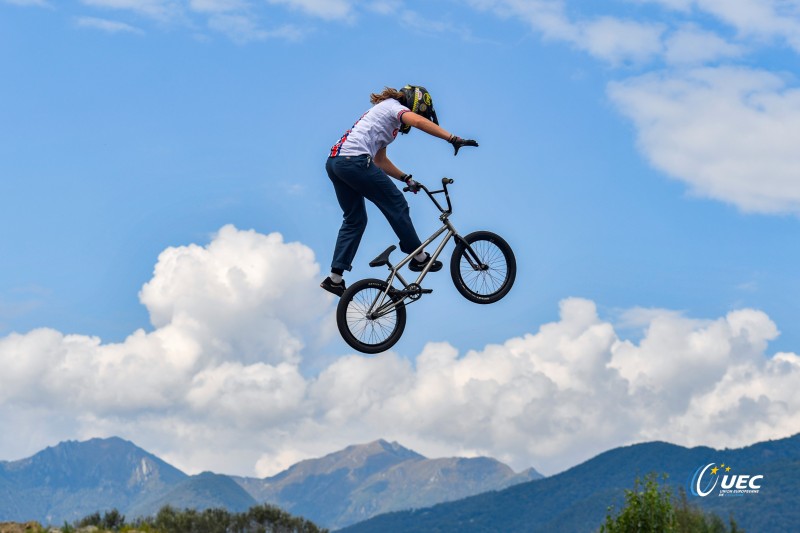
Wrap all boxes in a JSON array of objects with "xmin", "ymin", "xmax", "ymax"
[{"xmin": 330, "ymin": 98, "xmax": 410, "ymax": 158}]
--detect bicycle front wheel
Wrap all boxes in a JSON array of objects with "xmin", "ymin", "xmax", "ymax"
[
  {"xmin": 450, "ymin": 231, "xmax": 516, "ymax": 304},
  {"xmin": 336, "ymin": 278, "xmax": 407, "ymax": 354}
]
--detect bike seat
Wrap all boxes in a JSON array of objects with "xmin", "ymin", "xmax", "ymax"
[{"xmin": 369, "ymin": 245, "xmax": 396, "ymax": 267}]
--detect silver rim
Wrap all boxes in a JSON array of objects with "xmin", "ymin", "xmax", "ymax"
[{"xmin": 345, "ymin": 286, "xmax": 399, "ymax": 346}]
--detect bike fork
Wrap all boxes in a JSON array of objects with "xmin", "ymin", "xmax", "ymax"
[{"xmin": 454, "ymin": 234, "xmax": 489, "ymax": 271}]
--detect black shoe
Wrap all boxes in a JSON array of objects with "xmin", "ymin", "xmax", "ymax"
[
  {"xmin": 320, "ymin": 276, "xmax": 346, "ymax": 297},
  {"xmin": 409, "ymin": 253, "xmax": 443, "ymax": 272}
]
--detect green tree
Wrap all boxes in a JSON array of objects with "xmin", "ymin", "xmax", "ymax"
[
  {"xmin": 101, "ymin": 508, "xmax": 126, "ymax": 530},
  {"xmin": 76, "ymin": 508, "xmax": 125, "ymax": 531},
  {"xmin": 674, "ymin": 488, "xmax": 744, "ymax": 533},
  {"xmin": 600, "ymin": 473, "xmax": 743, "ymax": 533},
  {"xmin": 76, "ymin": 503, "xmax": 328, "ymax": 533},
  {"xmin": 77, "ymin": 511, "xmax": 102, "ymax": 528},
  {"xmin": 601, "ymin": 473, "xmax": 675, "ymax": 533}
]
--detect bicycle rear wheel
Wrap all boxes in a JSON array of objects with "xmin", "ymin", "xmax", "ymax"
[
  {"xmin": 336, "ymin": 278, "xmax": 407, "ymax": 354},
  {"xmin": 450, "ymin": 231, "xmax": 516, "ymax": 304}
]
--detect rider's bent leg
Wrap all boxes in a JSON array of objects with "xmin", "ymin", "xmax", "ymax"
[
  {"xmin": 327, "ymin": 157, "xmax": 369, "ymax": 272},
  {"xmin": 329, "ymin": 154, "xmax": 423, "ymax": 257},
  {"xmin": 357, "ymin": 163, "xmax": 422, "ymax": 255}
]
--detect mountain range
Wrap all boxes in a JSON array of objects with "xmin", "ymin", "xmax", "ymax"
[
  {"xmin": 3, "ymin": 434, "xmax": 798, "ymax": 532},
  {"xmin": 340, "ymin": 433, "xmax": 800, "ymax": 533},
  {"xmin": 235, "ymin": 439, "xmax": 540, "ymax": 529},
  {"xmin": 0, "ymin": 437, "xmax": 540, "ymax": 529}
]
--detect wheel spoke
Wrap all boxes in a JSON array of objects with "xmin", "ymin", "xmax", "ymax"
[
  {"xmin": 459, "ymin": 238, "xmax": 509, "ymax": 297},
  {"xmin": 345, "ymin": 287, "xmax": 398, "ymax": 346}
]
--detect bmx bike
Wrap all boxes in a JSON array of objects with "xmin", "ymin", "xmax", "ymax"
[{"xmin": 336, "ymin": 177, "xmax": 516, "ymax": 354}]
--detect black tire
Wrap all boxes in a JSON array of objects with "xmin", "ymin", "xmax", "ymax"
[
  {"xmin": 450, "ymin": 231, "xmax": 516, "ymax": 304},
  {"xmin": 336, "ymin": 278, "xmax": 407, "ymax": 354}
]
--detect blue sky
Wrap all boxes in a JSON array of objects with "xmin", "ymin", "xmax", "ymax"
[{"xmin": 1, "ymin": 0, "xmax": 800, "ymax": 479}]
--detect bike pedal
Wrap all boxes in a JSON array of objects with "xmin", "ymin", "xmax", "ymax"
[{"xmin": 395, "ymin": 288, "xmax": 433, "ymax": 296}]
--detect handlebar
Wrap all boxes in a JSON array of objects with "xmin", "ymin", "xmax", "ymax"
[
  {"xmin": 402, "ymin": 177, "xmax": 454, "ymax": 193},
  {"xmin": 403, "ymin": 177, "xmax": 455, "ymax": 214}
]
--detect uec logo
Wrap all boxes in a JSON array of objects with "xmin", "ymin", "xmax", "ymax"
[{"xmin": 690, "ymin": 462, "xmax": 763, "ymax": 497}]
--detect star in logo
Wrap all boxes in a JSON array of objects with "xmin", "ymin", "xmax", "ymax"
[{"xmin": 711, "ymin": 466, "xmax": 719, "ymax": 475}]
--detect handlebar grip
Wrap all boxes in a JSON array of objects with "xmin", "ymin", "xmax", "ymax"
[{"xmin": 402, "ymin": 187, "xmax": 410, "ymax": 192}]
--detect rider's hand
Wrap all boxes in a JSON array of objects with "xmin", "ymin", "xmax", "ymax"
[
  {"xmin": 402, "ymin": 174, "xmax": 420, "ymax": 194},
  {"xmin": 449, "ymin": 135, "xmax": 479, "ymax": 156}
]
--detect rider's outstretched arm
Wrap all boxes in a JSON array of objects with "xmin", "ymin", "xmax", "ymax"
[
  {"xmin": 401, "ymin": 112, "xmax": 478, "ymax": 155},
  {"xmin": 401, "ymin": 111, "xmax": 452, "ymax": 140}
]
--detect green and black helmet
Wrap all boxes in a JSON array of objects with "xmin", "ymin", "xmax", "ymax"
[{"xmin": 399, "ymin": 85, "xmax": 438, "ymax": 134}]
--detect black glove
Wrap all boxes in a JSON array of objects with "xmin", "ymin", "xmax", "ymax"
[
  {"xmin": 401, "ymin": 174, "xmax": 420, "ymax": 194},
  {"xmin": 449, "ymin": 135, "xmax": 479, "ymax": 156}
]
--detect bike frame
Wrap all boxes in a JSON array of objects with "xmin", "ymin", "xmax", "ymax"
[{"xmin": 365, "ymin": 179, "xmax": 486, "ymax": 319}]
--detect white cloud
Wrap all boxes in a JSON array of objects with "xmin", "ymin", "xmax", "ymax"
[
  {"xmin": 206, "ymin": 13, "xmax": 306, "ymax": 43},
  {"xmin": 367, "ymin": 0, "xmax": 401, "ymax": 16},
  {"xmin": 465, "ymin": 0, "xmax": 577, "ymax": 42},
  {"xmin": 467, "ymin": 0, "xmax": 800, "ymax": 69},
  {"xmin": 68, "ymin": 0, "xmax": 316, "ymax": 43},
  {"xmin": 693, "ymin": 0, "xmax": 800, "ymax": 48},
  {"xmin": 663, "ymin": 24, "xmax": 743, "ymax": 65},
  {"xmin": 189, "ymin": 0, "xmax": 246, "ymax": 13},
  {"xmin": 80, "ymin": 0, "xmax": 182, "ymax": 21},
  {"xmin": 265, "ymin": 0, "xmax": 352, "ymax": 20},
  {"xmin": 75, "ymin": 16, "xmax": 144, "ymax": 34},
  {"xmin": 577, "ymin": 16, "xmax": 664, "ymax": 65},
  {"xmin": 0, "ymin": 226, "xmax": 331, "ymax": 474},
  {"xmin": 636, "ymin": 0, "xmax": 800, "ymax": 52},
  {"xmin": 609, "ymin": 67, "xmax": 800, "ymax": 214},
  {"xmin": 0, "ymin": 231, "xmax": 798, "ymax": 478},
  {"xmin": 466, "ymin": 0, "xmax": 664, "ymax": 65},
  {"xmin": 186, "ymin": 361, "xmax": 308, "ymax": 426},
  {"xmin": 138, "ymin": 225, "xmax": 324, "ymax": 364},
  {"xmin": 631, "ymin": 0, "xmax": 693, "ymax": 10}
]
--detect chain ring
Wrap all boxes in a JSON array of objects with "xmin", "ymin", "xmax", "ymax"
[{"xmin": 406, "ymin": 283, "xmax": 423, "ymax": 301}]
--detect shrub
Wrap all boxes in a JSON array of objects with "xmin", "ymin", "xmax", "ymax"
[{"xmin": 600, "ymin": 473, "xmax": 743, "ymax": 533}]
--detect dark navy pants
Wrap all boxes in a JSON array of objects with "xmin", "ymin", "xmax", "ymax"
[{"xmin": 326, "ymin": 154, "xmax": 422, "ymax": 272}]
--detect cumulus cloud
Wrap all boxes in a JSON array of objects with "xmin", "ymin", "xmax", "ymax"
[
  {"xmin": 609, "ymin": 67, "xmax": 800, "ymax": 214},
  {"xmin": 1, "ymin": 230, "xmax": 798, "ymax": 477},
  {"xmin": 138, "ymin": 225, "xmax": 324, "ymax": 364},
  {"xmin": 0, "ymin": 226, "xmax": 329, "ymax": 473}
]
